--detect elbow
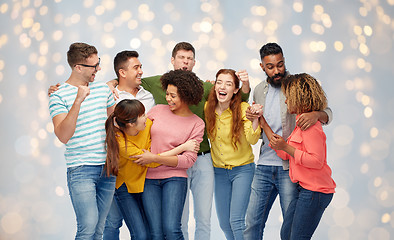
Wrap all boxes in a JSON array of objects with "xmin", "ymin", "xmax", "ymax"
[
  {"xmin": 58, "ymin": 137, "xmax": 69, "ymax": 144},
  {"xmin": 54, "ymin": 131, "xmax": 70, "ymax": 144}
]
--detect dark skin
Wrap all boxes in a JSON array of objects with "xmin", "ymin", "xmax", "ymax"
[{"xmin": 245, "ymin": 53, "xmax": 328, "ymax": 130}]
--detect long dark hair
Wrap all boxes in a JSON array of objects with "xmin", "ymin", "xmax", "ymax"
[{"xmin": 105, "ymin": 99, "xmax": 145, "ymax": 176}]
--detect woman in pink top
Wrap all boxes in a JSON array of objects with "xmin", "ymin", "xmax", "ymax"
[
  {"xmin": 258, "ymin": 73, "xmax": 336, "ymax": 240},
  {"xmin": 133, "ymin": 70, "xmax": 205, "ymax": 240}
]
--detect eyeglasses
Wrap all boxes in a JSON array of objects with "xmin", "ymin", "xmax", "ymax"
[{"xmin": 75, "ymin": 58, "xmax": 100, "ymax": 71}]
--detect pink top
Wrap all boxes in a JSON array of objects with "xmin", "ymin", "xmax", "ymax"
[
  {"xmin": 275, "ymin": 117, "xmax": 336, "ymax": 193},
  {"xmin": 146, "ymin": 105, "xmax": 205, "ymax": 179}
]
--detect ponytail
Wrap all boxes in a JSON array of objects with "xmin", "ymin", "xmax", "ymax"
[{"xmin": 105, "ymin": 112, "xmax": 120, "ymax": 176}]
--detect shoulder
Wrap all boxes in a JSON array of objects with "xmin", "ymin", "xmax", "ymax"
[
  {"xmin": 240, "ymin": 101, "xmax": 250, "ymax": 110},
  {"xmin": 255, "ymin": 80, "xmax": 267, "ymax": 91},
  {"xmin": 148, "ymin": 104, "xmax": 167, "ymax": 117},
  {"xmin": 142, "ymin": 75, "xmax": 162, "ymax": 82},
  {"xmin": 49, "ymin": 83, "xmax": 74, "ymax": 101},
  {"xmin": 301, "ymin": 121, "xmax": 324, "ymax": 138}
]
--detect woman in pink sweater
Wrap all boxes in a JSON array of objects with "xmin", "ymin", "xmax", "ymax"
[
  {"xmin": 133, "ymin": 70, "xmax": 205, "ymax": 240},
  {"xmin": 257, "ymin": 73, "xmax": 336, "ymax": 240}
]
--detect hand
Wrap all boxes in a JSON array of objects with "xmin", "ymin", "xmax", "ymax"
[
  {"xmin": 75, "ymin": 86, "xmax": 90, "ymax": 104},
  {"xmin": 246, "ymin": 102, "xmax": 263, "ymax": 121},
  {"xmin": 236, "ymin": 69, "xmax": 251, "ymax": 93},
  {"xmin": 249, "ymin": 103, "xmax": 263, "ymax": 117},
  {"xmin": 235, "ymin": 70, "xmax": 249, "ymax": 86},
  {"xmin": 48, "ymin": 83, "xmax": 60, "ymax": 96},
  {"xmin": 205, "ymin": 79, "xmax": 215, "ymax": 85},
  {"xmin": 182, "ymin": 139, "xmax": 200, "ymax": 153},
  {"xmin": 269, "ymin": 134, "xmax": 287, "ymax": 150},
  {"xmin": 106, "ymin": 79, "xmax": 119, "ymax": 100},
  {"xmin": 297, "ymin": 112, "xmax": 318, "ymax": 131},
  {"xmin": 246, "ymin": 106, "xmax": 260, "ymax": 122},
  {"xmin": 132, "ymin": 149, "xmax": 156, "ymax": 166}
]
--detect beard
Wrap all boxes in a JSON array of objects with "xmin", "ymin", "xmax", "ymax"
[{"xmin": 266, "ymin": 70, "xmax": 287, "ymax": 88}]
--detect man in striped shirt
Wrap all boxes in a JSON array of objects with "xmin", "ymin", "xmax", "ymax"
[{"xmin": 48, "ymin": 42, "xmax": 116, "ymax": 240}]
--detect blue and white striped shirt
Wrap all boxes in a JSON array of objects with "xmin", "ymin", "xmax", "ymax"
[{"xmin": 49, "ymin": 81, "xmax": 115, "ymax": 168}]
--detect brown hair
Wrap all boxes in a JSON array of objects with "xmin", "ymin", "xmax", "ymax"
[
  {"xmin": 171, "ymin": 42, "xmax": 195, "ymax": 58},
  {"xmin": 205, "ymin": 69, "xmax": 242, "ymax": 150},
  {"xmin": 67, "ymin": 42, "xmax": 98, "ymax": 68},
  {"xmin": 282, "ymin": 73, "xmax": 327, "ymax": 115},
  {"xmin": 113, "ymin": 50, "xmax": 139, "ymax": 79},
  {"xmin": 105, "ymin": 99, "xmax": 145, "ymax": 176},
  {"xmin": 160, "ymin": 69, "xmax": 203, "ymax": 105}
]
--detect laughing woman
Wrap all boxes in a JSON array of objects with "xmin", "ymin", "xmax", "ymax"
[
  {"xmin": 204, "ymin": 69, "xmax": 261, "ymax": 240},
  {"xmin": 133, "ymin": 70, "xmax": 205, "ymax": 240}
]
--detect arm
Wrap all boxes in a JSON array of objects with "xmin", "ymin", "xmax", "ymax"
[
  {"xmin": 292, "ymin": 126, "xmax": 326, "ymax": 169},
  {"xmin": 236, "ymin": 70, "xmax": 251, "ymax": 94},
  {"xmin": 297, "ymin": 107, "xmax": 332, "ymax": 131},
  {"xmin": 52, "ymin": 86, "xmax": 90, "ymax": 144},
  {"xmin": 133, "ymin": 140, "xmax": 200, "ymax": 167},
  {"xmin": 106, "ymin": 79, "xmax": 119, "ymax": 100},
  {"xmin": 260, "ymin": 115, "xmax": 292, "ymax": 159},
  {"xmin": 242, "ymin": 103, "xmax": 261, "ymax": 144}
]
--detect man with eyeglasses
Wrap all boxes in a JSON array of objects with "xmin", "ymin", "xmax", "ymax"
[{"xmin": 48, "ymin": 42, "xmax": 116, "ymax": 239}]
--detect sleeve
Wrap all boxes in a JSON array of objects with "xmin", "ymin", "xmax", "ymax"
[
  {"xmin": 117, "ymin": 133, "xmax": 160, "ymax": 168},
  {"xmin": 322, "ymin": 107, "xmax": 333, "ymax": 125},
  {"xmin": 274, "ymin": 149, "xmax": 290, "ymax": 160},
  {"xmin": 147, "ymin": 105, "xmax": 159, "ymax": 120},
  {"xmin": 241, "ymin": 103, "xmax": 261, "ymax": 145},
  {"xmin": 48, "ymin": 94, "xmax": 68, "ymax": 119},
  {"xmin": 175, "ymin": 119, "xmax": 205, "ymax": 169},
  {"xmin": 241, "ymin": 91, "xmax": 250, "ymax": 102},
  {"xmin": 293, "ymin": 125, "xmax": 326, "ymax": 169},
  {"xmin": 106, "ymin": 85, "xmax": 115, "ymax": 108}
]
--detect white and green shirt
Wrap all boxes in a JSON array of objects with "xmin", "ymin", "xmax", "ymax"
[{"xmin": 49, "ymin": 81, "xmax": 115, "ymax": 168}]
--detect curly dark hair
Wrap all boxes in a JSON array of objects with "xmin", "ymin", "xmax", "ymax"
[{"xmin": 160, "ymin": 69, "xmax": 203, "ymax": 105}]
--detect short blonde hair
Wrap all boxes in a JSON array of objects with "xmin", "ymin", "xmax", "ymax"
[{"xmin": 282, "ymin": 73, "xmax": 327, "ymax": 114}]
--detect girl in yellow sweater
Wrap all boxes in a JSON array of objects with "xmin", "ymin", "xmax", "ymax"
[{"xmin": 104, "ymin": 99, "xmax": 198, "ymax": 240}]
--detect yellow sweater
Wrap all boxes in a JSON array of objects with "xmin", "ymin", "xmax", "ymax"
[
  {"xmin": 205, "ymin": 102, "xmax": 261, "ymax": 169},
  {"xmin": 115, "ymin": 119, "xmax": 160, "ymax": 193}
]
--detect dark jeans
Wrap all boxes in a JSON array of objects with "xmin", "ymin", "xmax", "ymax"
[
  {"xmin": 142, "ymin": 177, "xmax": 187, "ymax": 240},
  {"xmin": 280, "ymin": 185, "xmax": 333, "ymax": 240},
  {"xmin": 114, "ymin": 183, "xmax": 150, "ymax": 240}
]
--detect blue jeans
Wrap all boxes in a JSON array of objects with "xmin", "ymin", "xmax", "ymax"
[
  {"xmin": 281, "ymin": 185, "xmax": 333, "ymax": 240},
  {"xmin": 103, "ymin": 197, "xmax": 123, "ymax": 240},
  {"xmin": 244, "ymin": 165, "xmax": 297, "ymax": 240},
  {"xmin": 114, "ymin": 183, "xmax": 150, "ymax": 240},
  {"xmin": 181, "ymin": 152, "xmax": 214, "ymax": 240},
  {"xmin": 142, "ymin": 177, "xmax": 187, "ymax": 240},
  {"xmin": 67, "ymin": 165, "xmax": 116, "ymax": 240},
  {"xmin": 214, "ymin": 163, "xmax": 255, "ymax": 240}
]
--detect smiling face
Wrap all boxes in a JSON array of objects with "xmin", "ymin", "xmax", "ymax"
[
  {"xmin": 171, "ymin": 49, "xmax": 195, "ymax": 71},
  {"xmin": 260, "ymin": 53, "xmax": 286, "ymax": 87},
  {"xmin": 215, "ymin": 73, "xmax": 239, "ymax": 105},
  {"xmin": 120, "ymin": 57, "xmax": 143, "ymax": 87},
  {"xmin": 125, "ymin": 113, "xmax": 147, "ymax": 136},
  {"xmin": 165, "ymin": 84, "xmax": 187, "ymax": 112},
  {"xmin": 79, "ymin": 54, "xmax": 101, "ymax": 83}
]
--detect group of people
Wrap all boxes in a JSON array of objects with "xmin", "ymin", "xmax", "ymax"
[{"xmin": 48, "ymin": 41, "xmax": 336, "ymax": 240}]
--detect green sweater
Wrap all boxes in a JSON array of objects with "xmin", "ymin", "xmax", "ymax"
[{"xmin": 141, "ymin": 75, "xmax": 249, "ymax": 153}]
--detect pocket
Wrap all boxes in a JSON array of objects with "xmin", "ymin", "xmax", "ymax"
[{"xmin": 67, "ymin": 165, "xmax": 84, "ymax": 174}]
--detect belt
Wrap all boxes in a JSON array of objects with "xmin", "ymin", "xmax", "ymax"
[{"xmin": 197, "ymin": 150, "xmax": 210, "ymax": 156}]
